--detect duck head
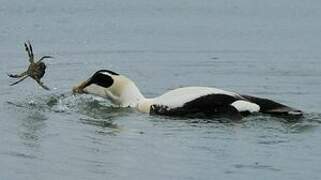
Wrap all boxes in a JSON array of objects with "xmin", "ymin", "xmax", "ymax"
[{"xmin": 72, "ymin": 70, "xmax": 144, "ymax": 107}]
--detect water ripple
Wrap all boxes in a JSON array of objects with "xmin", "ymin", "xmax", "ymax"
[
  {"xmin": 233, "ymin": 162, "xmax": 281, "ymax": 172},
  {"xmin": 3, "ymin": 151, "xmax": 38, "ymax": 160}
]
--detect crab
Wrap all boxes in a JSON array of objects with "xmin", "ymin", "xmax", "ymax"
[{"xmin": 8, "ymin": 41, "xmax": 53, "ymax": 90}]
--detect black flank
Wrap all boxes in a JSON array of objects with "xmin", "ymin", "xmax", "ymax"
[{"xmin": 150, "ymin": 94, "xmax": 243, "ymax": 120}]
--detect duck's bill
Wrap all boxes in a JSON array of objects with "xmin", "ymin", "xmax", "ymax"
[{"xmin": 72, "ymin": 80, "xmax": 89, "ymax": 94}]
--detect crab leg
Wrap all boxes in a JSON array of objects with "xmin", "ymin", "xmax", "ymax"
[
  {"xmin": 24, "ymin": 42, "xmax": 33, "ymax": 63},
  {"xmin": 28, "ymin": 41, "xmax": 34, "ymax": 59},
  {"xmin": 10, "ymin": 75, "xmax": 29, "ymax": 86},
  {"xmin": 7, "ymin": 71, "xmax": 28, "ymax": 78},
  {"xmin": 24, "ymin": 42, "xmax": 31, "ymax": 58},
  {"xmin": 38, "ymin": 56, "xmax": 53, "ymax": 62},
  {"xmin": 35, "ymin": 79, "xmax": 50, "ymax": 90}
]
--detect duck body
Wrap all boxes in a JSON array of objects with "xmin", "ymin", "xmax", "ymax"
[
  {"xmin": 73, "ymin": 70, "xmax": 303, "ymax": 120},
  {"xmin": 137, "ymin": 87, "xmax": 260, "ymax": 119}
]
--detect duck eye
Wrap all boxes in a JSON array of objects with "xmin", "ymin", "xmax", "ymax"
[{"xmin": 90, "ymin": 73, "xmax": 114, "ymax": 88}]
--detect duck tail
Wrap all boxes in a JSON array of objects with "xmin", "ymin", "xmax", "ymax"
[{"xmin": 241, "ymin": 95, "xmax": 303, "ymax": 117}]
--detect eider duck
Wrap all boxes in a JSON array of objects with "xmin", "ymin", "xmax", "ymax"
[{"xmin": 72, "ymin": 70, "xmax": 303, "ymax": 120}]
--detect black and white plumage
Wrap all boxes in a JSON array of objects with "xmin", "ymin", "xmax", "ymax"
[{"xmin": 72, "ymin": 70, "xmax": 303, "ymax": 120}]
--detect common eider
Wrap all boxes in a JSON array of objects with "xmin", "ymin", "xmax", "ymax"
[{"xmin": 72, "ymin": 70, "xmax": 303, "ymax": 120}]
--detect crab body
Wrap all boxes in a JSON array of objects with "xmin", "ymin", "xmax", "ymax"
[
  {"xmin": 7, "ymin": 41, "xmax": 52, "ymax": 90},
  {"xmin": 28, "ymin": 62, "xmax": 46, "ymax": 80}
]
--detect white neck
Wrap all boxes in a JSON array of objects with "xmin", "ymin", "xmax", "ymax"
[
  {"xmin": 113, "ymin": 77, "xmax": 153, "ymax": 113},
  {"xmin": 84, "ymin": 75, "xmax": 152, "ymax": 113},
  {"xmin": 119, "ymin": 81, "xmax": 145, "ymax": 107}
]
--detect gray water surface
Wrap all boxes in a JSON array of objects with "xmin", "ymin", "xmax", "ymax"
[{"xmin": 1, "ymin": 1, "xmax": 321, "ymax": 180}]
